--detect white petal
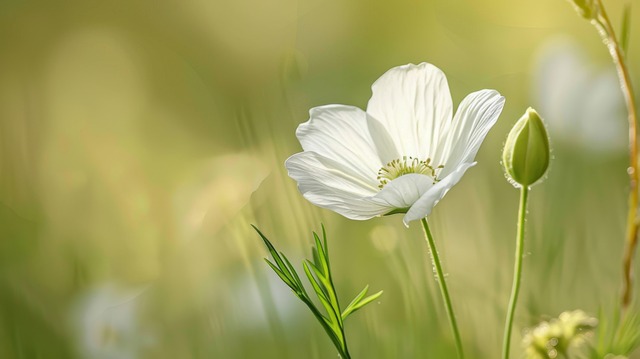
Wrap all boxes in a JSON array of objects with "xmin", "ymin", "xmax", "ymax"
[
  {"xmin": 436, "ymin": 90, "xmax": 505, "ymax": 178},
  {"xmin": 366, "ymin": 63, "xmax": 453, "ymax": 159},
  {"xmin": 403, "ymin": 162, "xmax": 475, "ymax": 226},
  {"xmin": 366, "ymin": 115, "xmax": 401, "ymax": 164},
  {"xmin": 296, "ymin": 105, "xmax": 384, "ymax": 184},
  {"xmin": 371, "ymin": 174, "xmax": 435, "ymax": 209},
  {"xmin": 285, "ymin": 152, "xmax": 390, "ymax": 219}
]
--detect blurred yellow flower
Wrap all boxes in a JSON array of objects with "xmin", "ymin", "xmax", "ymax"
[{"xmin": 523, "ymin": 310, "xmax": 597, "ymax": 359}]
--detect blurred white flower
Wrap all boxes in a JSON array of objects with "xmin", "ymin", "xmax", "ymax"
[
  {"xmin": 174, "ymin": 153, "xmax": 269, "ymax": 241},
  {"xmin": 532, "ymin": 36, "xmax": 627, "ymax": 154},
  {"xmin": 222, "ymin": 266, "xmax": 301, "ymax": 331},
  {"xmin": 286, "ymin": 63, "xmax": 504, "ymax": 225},
  {"xmin": 70, "ymin": 284, "xmax": 153, "ymax": 359}
]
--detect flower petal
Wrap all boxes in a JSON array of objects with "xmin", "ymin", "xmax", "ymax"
[
  {"xmin": 366, "ymin": 115, "xmax": 401, "ymax": 164},
  {"xmin": 435, "ymin": 90, "xmax": 505, "ymax": 178},
  {"xmin": 296, "ymin": 105, "xmax": 385, "ymax": 184},
  {"xmin": 403, "ymin": 162, "xmax": 476, "ymax": 225},
  {"xmin": 370, "ymin": 174, "xmax": 435, "ymax": 209},
  {"xmin": 366, "ymin": 63, "xmax": 453, "ymax": 159},
  {"xmin": 285, "ymin": 151, "xmax": 390, "ymax": 219}
]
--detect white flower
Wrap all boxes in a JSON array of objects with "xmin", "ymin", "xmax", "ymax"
[
  {"xmin": 286, "ymin": 63, "xmax": 505, "ymax": 225},
  {"xmin": 69, "ymin": 284, "xmax": 154, "ymax": 359}
]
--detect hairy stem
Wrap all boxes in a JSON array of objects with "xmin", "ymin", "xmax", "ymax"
[
  {"xmin": 502, "ymin": 186, "xmax": 529, "ymax": 359},
  {"xmin": 420, "ymin": 218, "xmax": 464, "ymax": 359}
]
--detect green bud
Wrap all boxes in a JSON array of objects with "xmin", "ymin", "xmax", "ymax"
[
  {"xmin": 502, "ymin": 108, "xmax": 550, "ymax": 187},
  {"xmin": 567, "ymin": 0, "xmax": 598, "ymax": 20}
]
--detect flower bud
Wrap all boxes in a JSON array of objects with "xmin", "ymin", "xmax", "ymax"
[{"xmin": 502, "ymin": 108, "xmax": 550, "ymax": 187}]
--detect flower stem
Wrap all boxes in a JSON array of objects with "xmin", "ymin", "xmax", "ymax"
[
  {"xmin": 592, "ymin": 0, "xmax": 639, "ymax": 310},
  {"xmin": 502, "ymin": 185, "xmax": 529, "ymax": 359},
  {"xmin": 420, "ymin": 218, "xmax": 464, "ymax": 359}
]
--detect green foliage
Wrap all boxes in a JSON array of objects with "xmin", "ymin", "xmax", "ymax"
[
  {"xmin": 253, "ymin": 225, "xmax": 383, "ymax": 359},
  {"xmin": 620, "ymin": 2, "xmax": 632, "ymax": 57},
  {"xmin": 590, "ymin": 307, "xmax": 640, "ymax": 358}
]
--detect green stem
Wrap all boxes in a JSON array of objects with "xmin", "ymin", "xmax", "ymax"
[
  {"xmin": 502, "ymin": 186, "xmax": 530, "ymax": 359},
  {"xmin": 338, "ymin": 309, "xmax": 350, "ymax": 358},
  {"xmin": 420, "ymin": 218, "xmax": 464, "ymax": 359}
]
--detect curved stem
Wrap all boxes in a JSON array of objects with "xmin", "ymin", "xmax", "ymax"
[
  {"xmin": 592, "ymin": 0, "xmax": 639, "ymax": 310},
  {"xmin": 420, "ymin": 218, "xmax": 464, "ymax": 359},
  {"xmin": 502, "ymin": 186, "xmax": 529, "ymax": 359}
]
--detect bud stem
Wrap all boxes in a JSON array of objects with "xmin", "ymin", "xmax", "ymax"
[
  {"xmin": 501, "ymin": 185, "xmax": 529, "ymax": 359},
  {"xmin": 420, "ymin": 218, "xmax": 464, "ymax": 359}
]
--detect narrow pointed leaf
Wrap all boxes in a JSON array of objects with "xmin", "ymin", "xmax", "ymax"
[
  {"xmin": 342, "ymin": 285, "xmax": 370, "ymax": 319},
  {"xmin": 321, "ymin": 224, "xmax": 330, "ymax": 267},
  {"xmin": 315, "ymin": 293, "xmax": 342, "ymax": 336},
  {"xmin": 621, "ymin": 2, "xmax": 632, "ymax": 56},
  {"xmin": 253, "ymin": 225, "xmax": 280, "ymax": 259},
  {"xmin": 272, "ymin": 251, "xmax": 294, "ymax": 277},
  {"xmin": 308, "ymin": 261, "xmax": 339, "ymax": 304},
  {"xmin": 303, "ymin": 261, "xmax": 330, "ymax": 303},
  {"xmin": 281, "ymin": 255, "xmax": 308, "ymax": 297},
  {"xmin": 264, "ymin": 259, "xmax": 297, "ymax": 291},
  {"xmin": 254, "ymin": 224, "xmax": 375, "ymax": 359},
  {"xmin": 304, "ymin": 260, "xmax": 331, "ymax": 299},
  {"xmin": 303, "ymin": 262, "xmax": 343, "ymax": 331},
  {"xmin": 342, "ymin": 290, "xmax": 384, "ymax": 319},
  {"xmin": 312, "ymin": 244, "xmax": 322, "ymax": 272},
  {"xmin": 313, "ymin": 232, "xmax": 330, "ymax": 276},
  {"xmin": 306, "ymin": 261, "xmax": 345, "ymax": 332},
  {"xmin": 253, "ymin": 226, "xmax": 296, "ymax": 280}
]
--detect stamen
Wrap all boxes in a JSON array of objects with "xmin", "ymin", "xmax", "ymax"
[{"xmin": 377, "ymin": 156, "xmax": 444, "ymax": 189}]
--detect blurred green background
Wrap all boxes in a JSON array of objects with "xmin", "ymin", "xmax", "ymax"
[{"xmin": 0, "ymin": 0, "xmax": 638, "ymax": 357}]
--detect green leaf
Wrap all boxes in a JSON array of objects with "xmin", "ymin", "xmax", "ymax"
[
  {"xmin": 254, "ymin": 224, "xmax": 382, "ymax": 359},
  {"xmin": 303, "ymin": 261, "xmax": 331, "ymax": 304},
  {"xmin": 312, "ymin": 247, "xmax": 322, "ymax": 275},
  {"xmin": 303, "ymin": 261, "xmax": 343, "ymax": 333},
  {"xmin": 343, "ymin": 290, "xmax": 383, "ymax": 320},
  {"xmin": 307, "ymin": 260, "xmax": 341, "ymax": 312},
  {"xmin": 321, "ymin": 224, "xmax": 331, "ymax": 268},
  {"xmin": 263, "ymin": 259, "xmax": 296, "ymax": 291},
  {"xmin": 313, "ymin": 231, "xmax": 330, "ymax": 276},
  {"xmin": 252, "ymin": 226, "xmax": 292, "ymax": 278},
  {"xmin": 253, "ymin": 225, "xmax": 277, "ymax": 255},
  {"xmin": 304, "ymin": 259, "xmax": 330, "ymax": 299},
  {"xmin": 620, "ymin": 1, "xmax": 632, "ymax": 57},
  {"xmin": 342, "ymin": 285, "xmax": 369, "ymax": 319},
  {"xmin": 281, "ymin": 255, "xmax": 308, "ymax": 297},
  {"xmin": 593, "ymin": 305, "xmax": 640, "ymax": 357}
]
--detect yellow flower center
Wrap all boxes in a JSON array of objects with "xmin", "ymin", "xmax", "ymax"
[{"xmin": 377, "ymin": 156, "xmax": 443, "ymax": 189}]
